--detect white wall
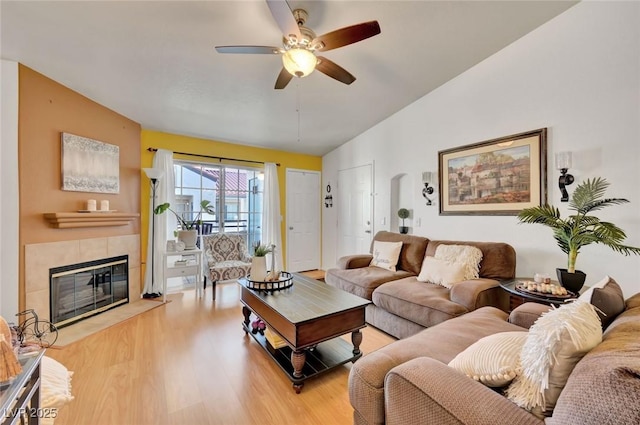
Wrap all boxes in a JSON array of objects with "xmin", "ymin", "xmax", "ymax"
[
  {"xmin": 323, "ymin": 2, "xmax": 640, "ymax": 297},
  {"xmin": 0, "ymin": 59, "xmax": 20, "ymax": 317}
]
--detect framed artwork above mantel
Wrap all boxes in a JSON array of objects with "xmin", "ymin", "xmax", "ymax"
[
  {"xmin": 438, "ymin": 128, "xmax": 547, "ymax": 216},
  {"xmin": 61, "ymin": 132, "xmax": 120, "ymax": 194}
]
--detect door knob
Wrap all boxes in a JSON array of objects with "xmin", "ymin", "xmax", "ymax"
[
  {"xmin": 289, "ymin": 226, "xmax": 294, "ymax": 230},
  {"xmin": 365, "ymin": 230, "xmax": 371, "ymax": 233}
]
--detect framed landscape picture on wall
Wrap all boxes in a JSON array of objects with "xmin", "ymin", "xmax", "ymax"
[{"xmin": 438, "ymin": 128, "xmax": 547, "ymax": 216}]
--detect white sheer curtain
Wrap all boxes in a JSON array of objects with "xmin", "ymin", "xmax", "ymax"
[
  {"xmin": 143, "ymin": 149, "xmax": 175, "ymax": 296},
  {"xmin": 262, "ymin": 163, "xmax": 283, "ymax": 272}
]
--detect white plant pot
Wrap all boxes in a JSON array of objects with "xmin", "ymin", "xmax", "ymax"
[
  {"xmin": 177, "ymin": 230, "xmax": 198, "ymax": 250},
  {"xmin": 251, "ymin": 256, "xmax": 267, "ymax": 282}
]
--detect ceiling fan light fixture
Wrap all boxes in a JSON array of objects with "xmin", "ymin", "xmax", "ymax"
[{"xmin": 282, "ymin": 48, "xmax": 317, "ymax": 78}]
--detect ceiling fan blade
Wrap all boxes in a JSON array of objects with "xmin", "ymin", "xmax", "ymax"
[
  {"xmin": 315, "ymin": 56, "xmax": 356, "ymax": 85},
  {"xmin": 266, "ymin": 0, "xmax": 302, "ymax": 41},
  {"xmin": 274, "ymin": 67, "xmax": 294, "ymax": 90},
  {"xmin": 215, "ymin": 45, "xmax": 281, "ymax": 54},
  {"xmin": 313, "ymin": 21, "xmax": 381, "ymax": 52}
]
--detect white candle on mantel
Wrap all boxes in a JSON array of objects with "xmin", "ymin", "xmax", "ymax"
[
  {"xmin": 100, "ymin": 200, "xmax": 110, "ymax": 211},
  {"xmin": 87, "ymin": 199, "xmax": 97, "ymax": 211}
]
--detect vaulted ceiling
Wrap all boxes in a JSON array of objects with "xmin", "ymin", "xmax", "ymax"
[{"xmin": 1, "ymin": 1, "xmax": 577, "ymax": 155}]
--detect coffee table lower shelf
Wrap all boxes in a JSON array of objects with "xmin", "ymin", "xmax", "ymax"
[{"xmin": 242, "ymin": 322, "xmax": 361, "ymax": 393}]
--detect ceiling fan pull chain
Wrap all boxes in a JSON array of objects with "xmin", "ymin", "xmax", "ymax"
[{"xmin": 296, "ymin": 82, "xmax": 301, "ymax": 143}]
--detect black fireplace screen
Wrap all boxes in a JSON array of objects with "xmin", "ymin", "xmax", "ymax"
[{"xmin": 50, "ymin": 255, "xmax": 129, "ymax": 327}]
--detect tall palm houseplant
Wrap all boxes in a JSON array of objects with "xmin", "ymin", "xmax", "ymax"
[{"xmin": 517, "ymin": 177, "xmax": 640, "ymax": 291}]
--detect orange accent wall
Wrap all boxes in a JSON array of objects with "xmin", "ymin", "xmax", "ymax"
[{"xmin": 18, "ymin": 65, "xmax": 141, "ymax": 306}]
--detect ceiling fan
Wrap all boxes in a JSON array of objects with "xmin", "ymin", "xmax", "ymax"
[{"xmin": 215, "ymin": 0, "xmax": 381, "ymax": 89}]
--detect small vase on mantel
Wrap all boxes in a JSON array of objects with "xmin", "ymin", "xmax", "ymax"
[{"xmin": 251, "ymin": 256, "xmax": 267, "ymax": 282}]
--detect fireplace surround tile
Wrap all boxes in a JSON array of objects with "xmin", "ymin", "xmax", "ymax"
[
  {"xmin": 25, "ymin": 240, "xmax": 80, "ymax": 293},
  {"xmin": 24, "ymin": 235, "xmax": 141, "ymax": 323},
  {"xmin": 108, "ymin": 235, "xmax": 140, "ymax": 265},
  {"xmin": 78, "ymin": 238, "xmax": 108, "ymax": 263}
]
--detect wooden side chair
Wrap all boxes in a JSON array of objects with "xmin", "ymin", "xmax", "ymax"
[{"xmin": 201, "ymin": 233, "xmax": 252, "ymax": 300}]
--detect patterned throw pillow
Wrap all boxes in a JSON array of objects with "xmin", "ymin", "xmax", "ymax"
[
  {"xmin": 449, "ymin": 331, "xmax": 528, "ymax": 387},
  {"xmin": 506, "ymin": 300, "xmax": 602, "ymax": 418},
  {"xmin": 369, "ymin": 241, "xmax": 403, "ymax": 271},
  {"xmin": 434, "ymin": 244, "xmax": 483, "ymax": 280}
]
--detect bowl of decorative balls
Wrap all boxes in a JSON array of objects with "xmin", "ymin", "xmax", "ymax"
[{"xmin": 515, "ymin": 280, "xmax": 576, "ymax": 299}]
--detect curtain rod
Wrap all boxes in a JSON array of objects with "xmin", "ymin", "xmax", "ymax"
[{"xmin": 147, "ymin": 147, "xmax": 280, "ymax": 167}]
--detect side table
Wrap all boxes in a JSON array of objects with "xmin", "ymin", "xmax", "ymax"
[
  {"xmin": 161, "ymin": 249, "xmax": 203, "ymax": 302},
  {"xmin": 500, "ymin": 277, "xmax": 587, "ymax": 311},
  {"xmin": 1, "ymin": 350, "xmax": 45, "ymax": 425}
]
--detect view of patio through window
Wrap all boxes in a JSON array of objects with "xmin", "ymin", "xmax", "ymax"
[{"xmin": 174, "ymin": 161, "xmax": 264, "ymax": 254}]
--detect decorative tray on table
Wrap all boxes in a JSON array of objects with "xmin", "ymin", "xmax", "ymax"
[
  {"xmin": 245, "ymin": 271, "xmax": 293, "ymax": 291},
  {"xmin": 515, "ymin": 280, "xmax": 577, "ymax": 300}
]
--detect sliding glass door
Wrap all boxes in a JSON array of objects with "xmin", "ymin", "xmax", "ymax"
[{"xmin": 173, "ymin": 161, "xmax": 264, "ymax": 252}]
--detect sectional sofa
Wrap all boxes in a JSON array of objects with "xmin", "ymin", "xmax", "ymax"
[
  {"xmin": 325, "ymin": 231, "xmax": 515, "ymax": 338},
  {"xmin": 348, "ymin": 277, "xmax": 639, "ymax": 425}
]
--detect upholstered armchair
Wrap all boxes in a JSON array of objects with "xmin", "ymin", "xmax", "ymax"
[{"xmin": 201, "ymin": 233, "xmax": 252, "ymax": 300}]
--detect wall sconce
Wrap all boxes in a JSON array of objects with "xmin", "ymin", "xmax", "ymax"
[
  {"xmin": 555, "ymin": 152, "xmax": 574, "ymax": 202},
  {"xmin": 422, "ymin": 171, "xmax": 435, "ymax": 206}
]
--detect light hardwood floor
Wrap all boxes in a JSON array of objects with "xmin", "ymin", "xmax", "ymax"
[{"xmin": 46, "ymin": 279, "xmax": 395, "ymax": 425}]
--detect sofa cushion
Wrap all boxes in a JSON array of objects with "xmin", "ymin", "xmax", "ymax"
[
  {"xmin": 506, "ymin": 300, "xmax": 602, "ymax": 417},
  {"xmin": 371, "ymin": 231, "xmax": 430, "ymax": 275},
  {"xmin": 448, "ymin": 331, "xmax": 528, "ymax": 387},
  {"xmin": 578, "ymin": 275, "xmax": 625, "ymax": 329},
  {"xmin": 372, "ymin": 277, "xmax": 468, "ymax": 327},
  {"xmin": 325, "ymin": 267, "xmax": 413, "ymax": 300},
  {"xmin": 417, "ymin": 256, "xmax": 468, "ymax": 288},
  {"xmin": 547, "ymin": 293, "xmax": 640, "ymax": 425},
  {"xmin": 426, "ymin": 240, "xmax": 515, "ymax": 280},
  {"xmin": 370, "ymin": 240, "xmax": 403, "ymax": 271}
]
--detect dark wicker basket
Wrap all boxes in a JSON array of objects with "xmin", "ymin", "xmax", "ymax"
[{"xmin": 245, "ymin": 271, "xmax": 293, "ymax": 291}]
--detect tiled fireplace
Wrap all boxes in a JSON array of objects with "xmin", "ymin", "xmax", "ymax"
[
  {"xmin": 24, "ymin": 235, "xmax": 141, "ymax": 324},
  {"xmin": 50, "ymin": 255, "xmax": 129, "ymax": 327}
]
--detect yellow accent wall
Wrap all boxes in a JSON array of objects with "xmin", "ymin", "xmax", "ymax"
[{"xmin": 140, "ymin": 130, "xmax": 322, "ymax": 271}]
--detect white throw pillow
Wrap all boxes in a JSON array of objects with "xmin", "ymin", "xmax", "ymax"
[
  {"xmin": 417, "ymin": 256, "xmax": 467, "ymax": 289},
  {"xmin": 505, "ymin": 300, "xmax": 602, "ymax": 418},
  {"xmin": 41, "ymin": 356, "xmax": 74, "ymax": 409},
  {"xmin": 449, "ymin": 331, "xmax": 528, "ymax": 387},
  {"xmin": 369, "ymin": 241, "xmax": 403, "ymax": 271},
  {"xmin": 434, "ymin": 244, "xmax": 483, "ymax": 280}
]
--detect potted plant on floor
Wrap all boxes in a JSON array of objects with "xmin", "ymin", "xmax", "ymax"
[
  {"xmin": 398, "ymin": 208, "xmax": 410, "ymax": 234},
  {"xmin": 154, "ymin": 200, "xmax": 214, "ymax": 249},
  {"xmin": 517, "ymin": 177, "xmax": 640, "ymax": 292}
]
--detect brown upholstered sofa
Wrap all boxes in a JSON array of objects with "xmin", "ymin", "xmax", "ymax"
[
  {"xmin": 325, "ymin": 231, "xmax": 515, "ymax": 338},
  {"xmin": 349, "ymin": 290, "xmax": 640, "ymax": 425}
]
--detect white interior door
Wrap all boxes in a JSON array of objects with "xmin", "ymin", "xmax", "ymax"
[
  {"xmin": 286, "ymin": 169, "xmax": 321, "ymax": 272},
  {"xmin": 337, "ymin": 164, "xmax": 373, "ymax": 259}
]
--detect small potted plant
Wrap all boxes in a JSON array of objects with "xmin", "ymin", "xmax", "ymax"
[
  {"xmin": 517, "ymin": 177, "xmax": 640, "ymax": 292},
  {"xmin": 251, "ymin": 243, "xmax": 273, "ymax": 281},
  {"xmin": 398, "ymin": 208, "xmax": 410, "ymax": 234},
  {"xmin": 154, "ymin": 199, "xmax": 214, "ymax": 249}
]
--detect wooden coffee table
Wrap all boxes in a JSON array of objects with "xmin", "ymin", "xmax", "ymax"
[{"xmin": 238, "ymin": 273, "xmax": 371, "ymax": 393}]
